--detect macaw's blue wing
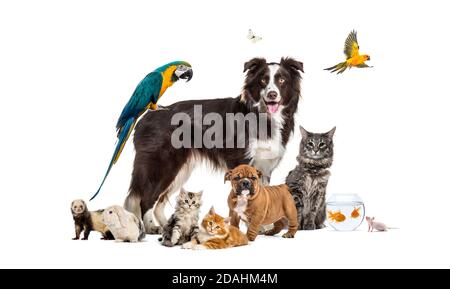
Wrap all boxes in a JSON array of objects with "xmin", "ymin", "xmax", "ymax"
[{"xmin": 115, "ymin": 71, "xmax": 163, "ymax": 134}]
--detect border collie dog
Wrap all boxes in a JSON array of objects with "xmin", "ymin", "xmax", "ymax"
[{"xmin": 125, "ymin": 57, "xmax": 303, "ymax": 232}]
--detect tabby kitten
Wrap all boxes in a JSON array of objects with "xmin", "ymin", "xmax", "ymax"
[
  {"xmin": 181, "ymin": 207, "xmax": 248, "ymax": 250},
  {"xmin": 286, "ymin": 126, "xmax": 336, "ymax": 230},
  {"xmin": 159, "ymin": 188, "xmax": 202, "ymax": 247}
]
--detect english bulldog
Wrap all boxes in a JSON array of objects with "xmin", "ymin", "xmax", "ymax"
[{"xmin": 225, "ymin": 164, "xmax": 298, "ymax": 241}]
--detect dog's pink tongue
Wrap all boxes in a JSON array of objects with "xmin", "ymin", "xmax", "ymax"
[{"xmin": 267, "ymin": 103, "xmax": 279, "ymax": 114}]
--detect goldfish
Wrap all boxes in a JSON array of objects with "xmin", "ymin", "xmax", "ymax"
[
  {"xmin": 324, "ymin": 30, "xmax": 372, "ymax": 74},
  {"xmin": 351, "ymin": 207, "xmax": 361, "ymax": 219},
  {"xmin": 327, "ymin": 210, "xmax": 346, "ymax": 223}
]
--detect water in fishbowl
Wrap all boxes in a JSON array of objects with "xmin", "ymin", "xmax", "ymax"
[{"xmin": 326, "ymin": 194, "xmax": 365, "ymax": 231}]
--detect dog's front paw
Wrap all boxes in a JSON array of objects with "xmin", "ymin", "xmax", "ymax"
[
  {"xmin": 247, "ymin": 234, "xmax": 257, "ymax": 242},
  {"xmin": 282, "ymin": 232, "xmax": 295, "ymax": 238}
]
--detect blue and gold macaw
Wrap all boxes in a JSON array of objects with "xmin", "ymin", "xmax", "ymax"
[{"xmin": 90, "ymin": 61, "xmax": 193, "ymax": 200}]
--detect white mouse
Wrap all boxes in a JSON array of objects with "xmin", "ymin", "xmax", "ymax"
[{"xmin": 366, "ymin": 216, "xmax": 396, "ymax": 232}]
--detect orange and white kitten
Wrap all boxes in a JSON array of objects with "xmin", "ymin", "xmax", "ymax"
[{"xmin": 182, "ymin": 207, "xmax": 248, "ymax": 250}]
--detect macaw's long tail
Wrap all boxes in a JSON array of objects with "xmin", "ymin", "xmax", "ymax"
[
  {"xmin": 90, "ymin": 117, "xmax": 136, "ymax": 201},
  {"xmin": 324, "ymin": 61, "xmax": 348, "ymax": 74}
]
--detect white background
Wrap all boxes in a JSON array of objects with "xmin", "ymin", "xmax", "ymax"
[{"xmin": 1, "ymin": 0, "xmax": 449, "ymax": 268}]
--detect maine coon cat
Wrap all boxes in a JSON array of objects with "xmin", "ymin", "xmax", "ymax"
[
  {"xmin": 285, "ymin": 126, "xmax": 336, "ymax": 230},
  {"xmin": 181, "ymin": 207, "xmax": 248, "ymax": 250},
  {"xmin": 159, "ymin": 188, "xmax": 202, "ymax": 247}
]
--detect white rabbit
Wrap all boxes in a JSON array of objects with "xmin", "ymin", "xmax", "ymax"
[{"xmin": 102, "ymin": 205, "xmax": 145, "ymax": 242}]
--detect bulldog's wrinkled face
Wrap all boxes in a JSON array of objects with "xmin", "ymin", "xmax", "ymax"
[{"xmin": 224, "ymin": 164, "xmax": 262, "ymax": 198}]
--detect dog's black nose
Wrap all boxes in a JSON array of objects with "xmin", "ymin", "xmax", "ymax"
[
  {"xmin": 267, "ymin": 91, "xmax": 278, "ymax": 100},
  {"xmin": 242, "ymin": 180, "xmax": 251, "ymax": 188}
]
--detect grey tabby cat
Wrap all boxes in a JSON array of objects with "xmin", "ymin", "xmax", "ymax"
[
  {"xmin": 286, "ymin": 126, "xmax": 336, "ymax": 230},
  {"xmin": 159, "ymin": 188, "xmax": 202, "ymax": 247}
]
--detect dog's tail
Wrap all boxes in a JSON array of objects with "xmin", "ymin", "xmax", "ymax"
[{"xmin": 90, "ymin": 117, "xmax": 136, "ymax": 201}]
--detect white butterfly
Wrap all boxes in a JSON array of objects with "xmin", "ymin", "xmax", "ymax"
[{"xmin": 247, "ymin": 29, "xmax": 262, "ymax": 43}]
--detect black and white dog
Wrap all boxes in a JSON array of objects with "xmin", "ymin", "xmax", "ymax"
[{"xmin": 124, "ymin": 57, "xmax": 303, "ymax": 233}]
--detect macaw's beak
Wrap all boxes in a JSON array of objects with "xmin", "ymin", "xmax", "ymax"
[
  {"xmin": 367, "ymin": 56, "xmax": 371, "ymax": 61},
  {"xmin": 179, "ymin": 68, "xmax": 193, "ymax": 82}
]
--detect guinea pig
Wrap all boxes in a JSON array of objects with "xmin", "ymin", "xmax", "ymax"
[
  {"xmin": 102, "ymin": 205, "xmax": 146, "ymax": 242},
  {"xmin": 71, "ymin": 199, "xmax": 114, "ymax": 240}
]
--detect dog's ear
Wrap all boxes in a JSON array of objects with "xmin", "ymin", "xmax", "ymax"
[
  {"xmin": 224, "ymin": 170, "xmax": 232, "ymax": 183},
  {"xmin": 243, "ymin": 58, "xmax": 266, "ymax": 73},
  {"xmin": 280, "ymin": 57, "xmax": 304, "ymax": 73},
  {"xmin": 256, "ymin": 169, "xmax": 262, "ymax": 179}
]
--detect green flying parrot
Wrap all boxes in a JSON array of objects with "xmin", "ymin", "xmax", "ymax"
[{"xmin": 90, "ymin": 61, "xmax": 193, "ymax": 200}]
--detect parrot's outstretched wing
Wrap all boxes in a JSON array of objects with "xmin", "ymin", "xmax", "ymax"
[
  {"xmin": 116, "ymin": 72, "xmax": 163, "ymax": 134},
  {"xmin": 344, "ymin": 30, "xmax": 360, "ymax": 59}
]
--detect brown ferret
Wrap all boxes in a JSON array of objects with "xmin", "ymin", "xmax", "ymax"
[
  {"xmin": 225, "ymin": 165, "xmax": 298, "ymax": 241},
  {"xmin": 71, "ymin": 199, "xmax": 114, "ymax": 240}
]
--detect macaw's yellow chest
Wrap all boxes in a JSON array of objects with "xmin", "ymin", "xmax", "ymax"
[
  {"xmin": 158, "ymin": 65, "xmax": 178, "ymax": 97},
  {"xmin": 347, "ymin": 55, "xmax": 366, "ymax": 67}
]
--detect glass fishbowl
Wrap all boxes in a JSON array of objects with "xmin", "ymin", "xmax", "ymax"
[{"xmin": 326, "ymin": 194, "xmax": 365, "ymax": 231}]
